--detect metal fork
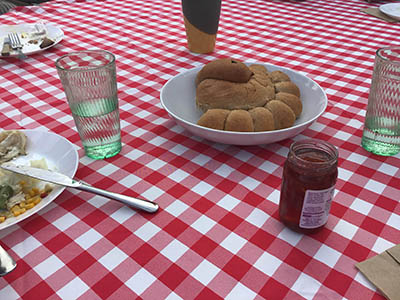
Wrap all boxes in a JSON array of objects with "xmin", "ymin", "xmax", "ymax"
[{"xmin": 8, "ymin": 32, "xmax": 27, "ymax": 59}]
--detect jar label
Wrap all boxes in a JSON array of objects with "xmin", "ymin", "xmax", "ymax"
[{"xmin": 299, "ymin": 186, "xmax": 335, "ymax": 229}]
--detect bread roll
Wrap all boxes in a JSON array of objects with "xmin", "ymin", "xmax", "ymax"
[
  {"xmin": 197, "ymin": 107, "xmax": 277, "ymax": 132},
  {"xmin": 249, "ymin": 107, "xmax": 275, "ymax": 131},
  {"xmin": 265, "ymin": 100, "xmax": 296, "ymax": 130},
  {"xmin": 196, "ymin": 77, "xmax": 272, "ymax": 111},
  {"xmin": 269, "ymin": 70, "xmax": 291, "ymax": 83},
  {"xmin": 197, "ymin": 109, "xmax": 230, "ymax": 130},
  {"xmin": 195, "ymin": 58, "xmax": 253, "ymax": 85},
  {"xmin": 251, "ymin": 73, "xmax": 273, "ymax": 87},
  {"xmin": 249, "ymin": 64, "xmax": 268, "ymax": 75},
  {"xmin": 275, "ymin": 92, "xmax": 302, "ymax": 118},
  {"xmin": 225, "ymin": 110, "xmax": 254, "ymax": 132},
  {"xmin": 195, "ymin": 58, "xmax": 302, "ymax": 132},
  {"xmin": 275, "ymin": 81, "xmax": 300, "ymax": 97}
]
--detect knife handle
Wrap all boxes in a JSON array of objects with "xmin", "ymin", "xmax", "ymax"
[
  {"xmin": 77, "ymin": 183, "xmax": 159, "ymax": 213},
  {"xmin": 1, "ymin": 42, "xmax": 10, "ymax": 57}
]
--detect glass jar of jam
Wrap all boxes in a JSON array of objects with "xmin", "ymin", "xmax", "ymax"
[{"xmin": 279, "ymin": 139, "xmax": 338, "ymax": 234}]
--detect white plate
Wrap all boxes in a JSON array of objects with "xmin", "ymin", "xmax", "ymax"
[
  {"xmin": 379, "ymin": 3, "xmax": 400, "ymax": 21},
  {"xmin": 0, "ymin": 130, "xmax": 79, "ymax": 230},
  {"xmin": 160, "ymin": 63, "xmax": 327, "ymax": 145},
  {"xmin": 0, "ymin": 23, "xmax": 63, "ymax": 58}
]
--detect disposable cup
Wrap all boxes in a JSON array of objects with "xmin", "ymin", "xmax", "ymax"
[{"xmin": 182, "ymin": 0, "xmax": 221, "ymax": 54}]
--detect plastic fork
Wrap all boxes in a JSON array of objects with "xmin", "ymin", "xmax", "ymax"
[{"xmin": 8, "ymin": 32, "xmax": 27, "ymax": 59}]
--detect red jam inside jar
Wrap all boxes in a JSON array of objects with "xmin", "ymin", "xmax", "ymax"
[{"xmin": 279, "ymin": 139, "xmax": 338, "ymax": 234}]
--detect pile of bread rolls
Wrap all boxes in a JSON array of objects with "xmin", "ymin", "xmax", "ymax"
[{"xmin": 195, "ymin": 58, "xmax": 302, "ymax": 132}]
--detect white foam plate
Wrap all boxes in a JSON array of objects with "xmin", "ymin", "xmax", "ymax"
[
  {"xmin": 0, "ymin": 23, "xmax": 63, "ymax": 58},
  {"xmin": 0, "ymin": 130, "xmax": 79, "ymax": 230},
  {"xmin": 160, "ymin": 63, "xmax": 327, "ymax": 145},
  {"xmin": 379, "ymin": 3, "xmax": 400, "ymax": 21}
]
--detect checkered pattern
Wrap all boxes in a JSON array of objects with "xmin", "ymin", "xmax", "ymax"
[{"xmin": 0, "ymin": 0, "xmax": 399, "ymax": 299}]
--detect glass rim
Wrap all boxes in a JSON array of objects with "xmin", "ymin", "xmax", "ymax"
[
  {"xmin": 376, "ymin": 46, "xmax": 400, "ymax": 65},
  {"xmin": 289, "ymin": 138, "xmax": 339, "ymax": 165},
  {"xmin": 55, "ymin": 49, "xmax": 115, "ymax": 72}
]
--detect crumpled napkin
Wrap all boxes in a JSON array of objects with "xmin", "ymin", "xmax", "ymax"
[{"xmin": 355, "ymin": 244, "xmax": 400, "ymax": 300}]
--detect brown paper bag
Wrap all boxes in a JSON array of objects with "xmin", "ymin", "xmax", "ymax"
[{"xmin": 355, "ymin": 244, "xmax": 400, "ymax": 300}]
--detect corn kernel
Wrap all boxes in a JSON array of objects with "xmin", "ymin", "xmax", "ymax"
[
  {"xmin": 25, "ymin": 203, "xmax": 35, "ymax": 209},
  {"xmin": 0, "ymin": 216, "xmax": 5, "ymax": 223},
  {"xmin": 33, "ymin": 197, "xmax": 41, "ymax": 205},
  {"xmin": 27, "ymin": 196, "xmax": 40, "ymax": 204}
]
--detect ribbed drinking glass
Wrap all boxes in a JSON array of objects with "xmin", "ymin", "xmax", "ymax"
[
  {"xmin": 361, "ymin": 46, "xmax": 400, "ymax": 156},
  {"xmin": 56, "ymin": 50, "xmax": 121, "ymax": 159}
]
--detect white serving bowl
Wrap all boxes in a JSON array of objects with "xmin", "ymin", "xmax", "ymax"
[{"xmin": 160, "ymin": 63, "xmax": 327, "ymax": 145}]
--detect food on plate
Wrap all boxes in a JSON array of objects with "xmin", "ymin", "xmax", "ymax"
[
  {"xmin": 275, "ymin": 92, "xmax": 302, "ymax": 118},
  {"xmin": 198, "ymin": 107, "xmax": 276, "ymax": 132},
  {"xmin": 27, "ymin": 39, "xmax": 39, "ymax": 45},
  {"xmin": 265, "ymin": 100, "xmax": 296, "ymax": 130},
  {"xmin": 28, "ymin": 36, "xmax": 54, "ymax": 48},
  {"xmin": 225, "ymin": 110, "xmax": 254, "ymax": 132},
  {"xmin": 195, "ymin": 58, "xmax": 253, "ymax": 84},
  {"xmin": 0, "ymin": 130, "xmax": 53, "ymax": 223},
  {"xmin": 268, "ymin": 70, "xmax": 291, "ymax": 83},
  {"xmin": 197, "ymin": 109, "xmax": 230, "ymax": 130},
  {"xmin": 275, "ymin": 81, "xmax": 300, "ymax": 97},
  {"xmin": 0, "ymin": 130, "xmax": 27, "ymax": 163},
  {"xmin": 249, "ymin": 107, "xmax": 275, "ymax": 131},
  {"xmin": 195, "ymin": 58, "xmax": 302, "ymax": 132},
  {"xmin": 196, "ymin": 59, "xmax": 275, "ymax": 111},
  {"xmin": 39, "ymin": 37, "xmax": 54, "ymax": 49}
]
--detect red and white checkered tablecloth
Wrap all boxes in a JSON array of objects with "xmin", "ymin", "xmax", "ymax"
[{"xmin": 1, "ymin": 0, "xmax": 399, "ymax": 299}]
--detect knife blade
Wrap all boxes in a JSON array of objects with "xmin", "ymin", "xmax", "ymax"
[
  {"xmin": 0, "ymin": 163, "xmax": 159, "ymax": 213},
  {"xmin": 0, "ymin": 245, "xmax": 16, "ymax": 276}
]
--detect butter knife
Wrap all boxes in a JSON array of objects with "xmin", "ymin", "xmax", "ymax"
[
  {"xmin": 0, "ymin": 163, "xmax": 159, "ymax": 213},
  {"xmin": 0, "ymin": 245, "xmax": 16, "ymax": 276}
]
